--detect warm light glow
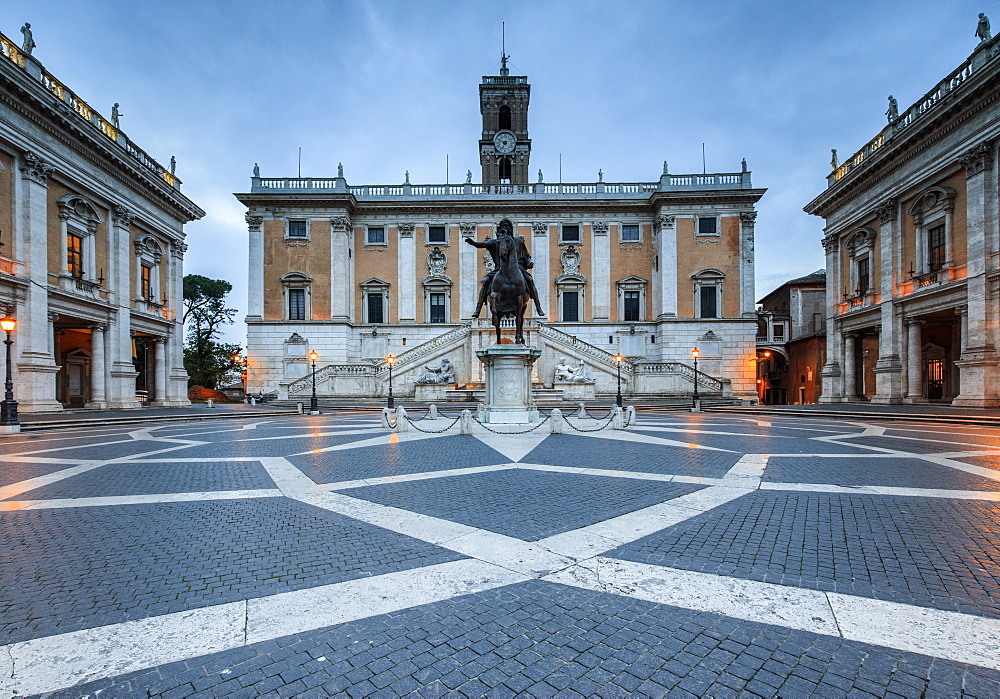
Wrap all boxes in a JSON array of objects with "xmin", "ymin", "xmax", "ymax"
[
  {"xmin": 764, "ymin": 351, "xmax": 771, "ymax": 358},
  {"xmin": 308, "ymin": 350, "xmax": 318, "ymax": 361},
  {"xmin": 0, "ymin": 317, "xmax": 15, "ymax": 333},
  {"xmin": 691, "ymin": 348, "xmax": 700, "ymax": 359},
  {"xmin": 387, "ymin": 354, "xmax": 396, "ymax": 365},
  {"xmin": 232, "ymin": 353, "xmax": 242, "ymax": 364},
  {"xmin": 614, "ymin": 353, "xmax": 623, "ymax": 363}
]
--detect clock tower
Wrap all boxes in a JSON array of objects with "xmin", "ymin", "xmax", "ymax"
[{"xmin": 479, "ymin": 53, "xmax": 531, "ymax": 185}]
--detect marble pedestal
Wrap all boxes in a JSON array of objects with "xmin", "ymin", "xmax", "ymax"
[
  {"xmin": 554, "ymin": 381, "xmax": 596, "ymax": 401},
  {"xmin": 476, "ymin": 345, "xmax": 542, "ymax": 424},
  {"xmin": 414, "ymin": 383, "xmax": 457, "ymax": 401}
]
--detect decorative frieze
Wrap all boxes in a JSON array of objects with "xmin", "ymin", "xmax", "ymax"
[
  {"xmin": 874, "ymin": 198, "xmax": 898, "ymax": 224},
  {"xmin": 592, "ymin": 222, "xmax": 609, "ymax": 236},
  {"xmin": 19, "ymin": 152, "xmax": 54, "ymax": 185},
  {"xmin": 960, "ymin": 141, "xmax": 994, "ymax": 178}
]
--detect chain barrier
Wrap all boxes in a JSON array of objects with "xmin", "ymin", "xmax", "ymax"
[
  {"xmin": 403, "ymin": 414, "xmax": 462, "ymax": 433},
  {"xmin": 581, "ymin": 407, "xmax": 613, "ymax": 420},
  {"xmin": 471, "ymin": 413, "xmax": 552, "ymax": 434},
  {"xmin": 564, "ymin": 412, "xmax": 617, "ymax": 433}
]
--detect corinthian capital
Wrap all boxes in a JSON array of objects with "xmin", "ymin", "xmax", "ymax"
[
  {"xmin": 654, "ymin": 215, "xmax": 675, "ymax": 235},
  {"xmin": 875, "ymin": 198, "xmax": 898, "ymax": 224},
  {"xmin": 960, "ymin": 141, "xmax": 994, "ymax": 178},
  {"xmin": 739, "ymin": 211, "xmax": 758, "ymax": 229},
  {"xmin": 20, "ymin": 152, "xmax": 54, "ymax": 185},
  {"xmin": 592, "ymin": 222, "xmax": 609, "ymax": 236},
  {"xmin": 821, "ymin": 233, "xmax": 839, "ymax": 253},
  {"xmin": 245, "ymin": 212, "xmax": 264, "ymax": 229},
  {"xmin": 112, "ymin": 205, "xmax": 135, "ymax": 228},
  {"xmin": 330, "ymin": 216, "xmax": 352, "ymax": 232}
]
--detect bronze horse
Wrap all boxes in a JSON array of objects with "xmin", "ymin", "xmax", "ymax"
[{"xmin": 465, "ymin": 219, "xmax": 535, "ymax": 345}]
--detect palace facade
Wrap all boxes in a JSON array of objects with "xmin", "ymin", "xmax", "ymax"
[
  {"xmin": 805, "ymin": 24, "xmax": 1000, "ymax": 406},
  {"xmin": 0, "ymin": 30, "xmax": 203, "ymax": 411},
  {"xmin": 237, "ymin": 58, "xmax": 764, "ymax": 402}
]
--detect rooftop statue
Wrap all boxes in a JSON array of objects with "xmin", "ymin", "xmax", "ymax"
[
  {"xmin": 466, "ymin": 170, "xmax": 472, "ymax": 184},
  {"xmin": 20, "ymin": 23, "xmax": 35, "ymax": 55},
  {"xmin": 253, "ymin": 163, "xmax": 260, "ymax": 178},
  {"xmin": 465, "ymin": 218, "xmax": 544, "ymax": 345},
  {"xmin": 977, "ymin": 13, "xmax": 991, "ymax": 42},
  {"xmin": 886, "ymin": 95, "xmax": 899, "ymax": 123},
  {"xmin": 831, "ymin": 149, "xmax": 839, "ymax": 170},
  {"xmin": 111, "ymin": 103, "xmax": 123, "ymax": 128}
]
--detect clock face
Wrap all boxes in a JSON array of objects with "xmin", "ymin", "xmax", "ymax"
[{"xmin": 493, "ymin": 131, "xmax": 516, "ymax": 154}]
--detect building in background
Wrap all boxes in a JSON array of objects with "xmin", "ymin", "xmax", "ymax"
[
  {"xmin": 805, "ymin": 22, "xmax": 999, "ymax": 406},
  {"xmin": 0, "ymin": 29, "xmax": 203, "ymax": 411},
  {"xmin": 755, "ymin": 270, "xmax": 826, "ymax": 404},
  {"xmin": 236, "ymin": 57, "xmax": 765, "ymax": 403}
]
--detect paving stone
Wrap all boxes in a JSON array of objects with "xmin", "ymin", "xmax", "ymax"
[
  {"xmin": 632, "ymin": 430, "xmax": 876, "ymax": 454},
  {"xmin": 763, "ymin": 456, "xmax": 1000, "ymax": 490}
]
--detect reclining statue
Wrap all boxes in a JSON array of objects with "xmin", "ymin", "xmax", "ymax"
[{"xmin": 415, "ymin": 357, "xmax": 456, "ymax": 385}]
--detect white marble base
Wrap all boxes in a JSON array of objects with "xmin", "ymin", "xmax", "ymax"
[
  {"xmin": 414, "ymin": 383, "xmax": 457, "ymax": 402},
  {"xmin": 554, "ymin": 381, "xmax": 595, "ymax": 401},
  {"xmin": 476, "ymin": 345, "xmax": 542, "ymax": 424}
]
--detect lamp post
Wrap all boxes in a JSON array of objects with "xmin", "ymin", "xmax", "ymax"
[
  {"xmin": 691, "ymin": 347, "xmax": 700, "ymax": 410},
  {"xmin": 308, "ymin": 350, "xmax": 320, "ymax": 415},
  {"xmin": 0, "ymin": 316, "xmax": 18, "ymax": 432},
  {"xmin": 232, "ymin": 351, "xmax": 247, "ymax": 397},
  {"xmin": 614, "ymin": 352, "xmax": 623, "ymax": 408},
  {"xmin": 386, "ymin": 354, "xmax": 395, "ymax": 409}
]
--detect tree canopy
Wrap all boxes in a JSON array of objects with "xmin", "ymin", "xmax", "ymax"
[{"xmin": 183, "ymin": 274, "xmax": 240, "ymax": 389}]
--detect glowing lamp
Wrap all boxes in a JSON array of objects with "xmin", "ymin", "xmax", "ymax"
[{"xmin": 0, "ymin": 317, "xmax": 15, "ymax": 333}]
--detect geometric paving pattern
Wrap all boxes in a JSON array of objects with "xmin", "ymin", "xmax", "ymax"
[{"xmin": 2, "ymin": 410, "xmax": 1000, "ymax": 696}]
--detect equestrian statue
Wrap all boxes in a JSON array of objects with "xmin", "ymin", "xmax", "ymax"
[{"xmin": 465, "ymin": 219, "xmax": 544, "ymax": 345}]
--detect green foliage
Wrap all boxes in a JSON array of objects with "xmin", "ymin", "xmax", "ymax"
[{"xmin": 183, "ymin": 274, "xmax": 240, "ymax": 389}]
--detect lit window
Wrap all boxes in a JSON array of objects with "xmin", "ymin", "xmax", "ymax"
[
  {"xmin": 67, "ymin": 233, "xmax": 84, "ymax": 278},
  {"xmin": 928, "ymin": 224, "xmax": 945, "ymax": 272},
  {"xmin": 288, "ymin": 220, "xmax": 307, "ymax": 237},
  {"xmin": 288, "ymin": 289, "xmax": 306, "ymax": 320},
  {"xmin": 141, "ymin": 265, "xmax": 152, "ymax": 300},
  {"xmin": 856, "ymin": 257, "xmax": 870, "ymax": 295}
]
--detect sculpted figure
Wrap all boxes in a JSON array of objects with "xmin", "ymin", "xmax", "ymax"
[
  {"xmin": 573, "ymin": 359, "xmax": 594, "ymax": 383},
  {"xmin": 554, "ymin": 357, "xmax": 578, "ymax": 382},
  {"xmin": 886, "ymin": 95, "xmax": 898, "ymax": 123},
  {"xmin": 169, "ymin": 156, "xmax": 176, "ymax": 175},
  {"xmin": 977, "ymin": 13, "xmax": 991, "ymax": 42},
  {"xmin": 465, "ymin": 170, "xmax": 472, "ymax": 184},
  {"xmin": 831, "ymin": 149, "xmax": 839, "ymax": 170},
  {"xmin": 416, "ymin": 358, "xmax": 455, "ymax": 384},
  {"xmin": 20, "ymin": 23, "xmax": 35, "ymax": 54},
  {"xmin": 253, "ymin": 163, "xmax": 260, "ymax": 177},
  {"xmin": 111, "ymin": 103, "xmax": 122, "ymax": 128},
  {"xmin": 464, "ymin": 218, "xmax": 544, "ymax": 344}
]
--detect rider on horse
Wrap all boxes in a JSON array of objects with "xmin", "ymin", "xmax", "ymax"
[{"xmin": 465, "ymin": 220, "xmax": 545, "ymax": 318}]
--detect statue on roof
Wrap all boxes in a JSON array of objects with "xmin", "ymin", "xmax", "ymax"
[
  {"xmin": 338, "ymin": 162, "xmax": 344, "ymax": 178},
  {"xmin": 169, "ymin": 156, "xmax": 176, "ymax": 175},
  {"xmin": 466, "ymin": 170, "xmax": 472, "ymax": 184},
  {"xmin": 886, "ymin": 95, "xmax": 899, "ymax": 123},
  {"xmin": 111, "ymin": 103, "xmax": 122, "ymax": 128},
  {"xmin": 20, "ymin": 23, "xmax": 35, "ymax": 55},
  {"xmin": 831, "ymin": 149, "xmax": 839, "ymax": 170},
  {"xmin": 538, "ymin": 169, "xmax": 543, "ymax": 183},
  {"xmin": 976, "ymin": 13, "xmax": 991, "ymax": 42},
  {"xmin": 253, "ymin": 163, "xmax": 260, "ymax": 178}
]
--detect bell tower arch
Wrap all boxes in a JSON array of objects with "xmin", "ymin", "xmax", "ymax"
[{"xmin": 479, "ymin": 53, "xmax": 531, "ymax": 185}]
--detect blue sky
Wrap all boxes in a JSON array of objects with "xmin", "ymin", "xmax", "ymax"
[{"xmin": 2, "ymin": 1, "xmax": 989, "ymax": 343}]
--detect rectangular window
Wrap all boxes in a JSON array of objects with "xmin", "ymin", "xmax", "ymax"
[
  {"xmin": 773, "ymin": 323, "xmax": 785, "ymax": 340},
  {"xmin": 429, "ymin": 293, "xmax": 446, "ymax": 323},
  {"xmin": 141, "ymin": 265, "xmax": 152, "ymax": 300},
  {"xmin": 288, "ymin": 220, "xmax": 307, "ymax": 237},
  {"xmin": 623, "ymin": 291, "xmax": 640, "ymax": 321},
  {"xmin": 367, "ymin": 293, "xmax": 384, "ymax": 324},
  {"xmin": 562, "ymin": 291, "xmax": 579, "ymax": 322},
  {"xmin": 561, "ymin": 224, "xmax": 580, "ymax": 242},
  {"xmin": 857, "ymin": 257, "xmax": 870, "ymax": 295},
  {"xmin": 427, "ymin": 225, "xmax": 446, "ymax": 243},
  {"xmin": 67, "ymin": 233, "xmax": 83, "ymax": 278},
  {"xmin": 621, "ymin": 224, "xmax": 640, "ymax": 242},
  {"xmin": 367, "ymin": 227, "xmax": 385, "ymax": 245},
  {"xmin": 928, "ymin": 224, "xmax": 945, "ymax": 272},
  {"xmin": 288, "ymin": 289, "xmax": 306, "ymax": 320},
  {"xmin": 699, "ymin": 285, "xmax": 718, "ymax": 318},
  {"xmin": 698, "ymin": 217, "xmax": 718, "ymax": 236}
]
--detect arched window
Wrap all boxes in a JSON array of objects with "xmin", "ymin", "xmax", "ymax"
[
  {"xmin": 499, "ymin": 105, "xmax": 512, "ymax": 131},
  {"xmin": 498, "ymin": 157, "xmax": 512, "ymax": 183}
]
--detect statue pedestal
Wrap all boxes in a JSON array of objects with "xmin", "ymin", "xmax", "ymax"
[
  {"xmin": 414, "ymin": 383, "xmax": 457, "ymax": 401},
  {"xmin": 554, "ymin": 381, "xmax": 596, "ymax": 401},
  {"xmin": 476, "ymin": 345, "xmax": 542, "ymax": 424}
]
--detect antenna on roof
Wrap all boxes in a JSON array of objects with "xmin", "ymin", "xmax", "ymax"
[{"xmin": 500, "ymin": 22, "xmax": 509, "ymax": 76}]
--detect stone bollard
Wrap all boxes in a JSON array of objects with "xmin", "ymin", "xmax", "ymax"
[
  {"xmin": 624, "ymin": 405, "xmax": 636, "ymax": 429},
  {"xmin": 460, "ymin": 409, "xmax": 474, "ymax": 434},
  {"xmin": 382, "ymin": 407, "xmax": 394, "ymax": 428},
  {"xmin": 611, "ymin": 405, "xmax": 625, "ymax": 430},
  {"xmin": 206, "ymin": 399, "xmax": 213, "ymax": 409},
  {"xmin": 550, "ymin": 408, "xmax": 564, "ymax": 433},
  {"xmin": 429, "ymin": 404, "xmax": 439, "ymax": 419},
  {"xmin": 396, "ymin": 405, "xmax": 409, "ymax": 432},
  {"xmin": 297, "ymin": 402, "xmax": 304, "ymax": 415},
  {"xmin": 576, "ymin": 402, "xmax": 587, "ymax": 419}
]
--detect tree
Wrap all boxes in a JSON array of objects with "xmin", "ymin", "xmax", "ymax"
[{"xmin": 183, "ymin": 274, "xmax": 240, "ymax": 389}]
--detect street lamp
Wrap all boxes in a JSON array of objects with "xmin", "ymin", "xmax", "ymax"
[
  {"xmin": 613, "ymin": 352, "xmax": 623, "ymax": 407},
  {"xmin": 232, "ymin": 351, "xmax": 247, "ymax": 397},
  {"xmin": 386, "ymin": 354, "xmax": 395, "ymax": 409},
  {"xmin": 308, "ymin": 350, "xmax": 320, "ymax": 415},
  {"xmin": 691, "ymin": 347, "xmax": 700, "ymax": 409},
  {"xmin": 0, "ymin": 316, "xmax": 18, "ymax": 431}
]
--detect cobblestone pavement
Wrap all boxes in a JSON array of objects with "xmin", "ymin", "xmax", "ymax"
[{"xmin": 1, "ymin": 410, "xmax": 999, "ymax": 697}]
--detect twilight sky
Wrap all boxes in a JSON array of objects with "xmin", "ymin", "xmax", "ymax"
[{"xmin": 2, "ymin": 1, "xmax": 990, "ymax": 344}]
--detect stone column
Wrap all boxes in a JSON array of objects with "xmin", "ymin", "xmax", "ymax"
[
  {"xmin": 246, "ymin": 213, "xmax": 264, "ymax": 318},
  {"xmin": 842, "ymin": 332, "xmax": 857, "ymax": 401},
  {"xmin": 872, "ymin": 199, "xmax": 903, "ymax": 403},
  {"xmin": 739, "ymin": 212, "xmax": 757, "ymax": 317},
  {"xmin": 819, "ymin": 233, "xmax": 843, "ymax": 402},
  {"xmin": 953, "ymin": 142, "xmax": 999, "ymax": 406},
  {"xmin": 87, "ymin": 323, "xmax": 107, "ymax": 408},
  {"xmin": 460, "ymin": 222, "xmax": 479, "ymax": 319},
  {"xmin": 167, "ymin": 241, "xmax": 189, "ymax": 406},
  {"xmin": 530, "ymin": 222, "xmax": 548, "ymax": 316},
  {"xmin": 17, "ymin": 152, "xmax": 62, "ymax": 412},
  {"xmin": 591, "ymin": 222, "xmax": 610, "ymax": 320},
  {"xmin": 655, "ymin": 215, "xmax": 676, "ymax": 319},
  {"xmin": 152, "ymin": 336, "xmax": 167, "ymax": 405},
  {"xmin": 330, "ymin": 216, "xmax": 352, "ymax": 320},
  {"xmin": 107, "ymin": 206, "xmax": 140, "ymax": 409},
  {"xmin": 905, "ymin": 319, "xmax": 924, "ymax": 401},
  {"xmin": 397, "ymin": 223, "xmax": 415, "ymax": 322}
]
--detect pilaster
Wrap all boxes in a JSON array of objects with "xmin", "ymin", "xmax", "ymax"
[
  {"xmin": 246, "ymin": 212, "xmax": 264, "ymax": 318},
  {"xmin": 530, "ymin": 222, "xmax": 548, "ymax": 315},
  {"xmin": 818, "ymin": 233, "xmax": 843, "ymax": 402},
  {"xmin": 330, "ymin": 216, "xmax": 352, "ymax": 320},
  {"xmin": 872, "ymin": 199, "xmax": 903, "ymax": 404},
  {"xmin": 654, "ymin": 215, "xmax": 676, "ymax": 319},
  {"xmin": 738, "ymin": 212, "xmax": 756, "ymax": 317},
  {"xmin": 397, "ymin": 223, "xmax": 416, "ymax": 322},
  {"xmin": 591, "ymin": 221, "xmax": 610, "ymax": 320}
]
